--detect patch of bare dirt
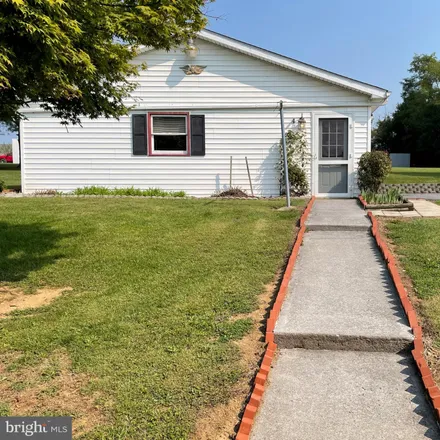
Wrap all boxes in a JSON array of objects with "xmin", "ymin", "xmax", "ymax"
[
  {"xmin": 378, "ymin": 218, "xmax": 440, "ymax": 383},
  {"xmin": 0, "ymin": 286, "xmax": 72, "ymax": 318},
  {"xmin": 0, "ymin": 349, "xmax": 106, "ymax": 437},
  {"xmin": 193, "ymin": 275, "xmax": 283, "ymax": 440}
]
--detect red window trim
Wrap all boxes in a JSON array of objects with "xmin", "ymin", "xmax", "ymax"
[{"xmin": 148, "ymin": 112, "xmax": 191, "ymax": 157}]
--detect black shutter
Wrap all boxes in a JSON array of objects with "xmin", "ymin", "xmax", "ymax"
[
  {"xmin": 132, "ymin": 114, "xmax": 148, "ymax": 156},
  {"xmin": 190, "ymin": 115, "xmax": 205, "ymax": 156}
]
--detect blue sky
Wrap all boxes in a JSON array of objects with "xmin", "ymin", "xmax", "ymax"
[
  {"xmin": 2, "ymin": 0, "xmax": 439, "ymax": 142},
  {"xmin": 205, "ymin": 0, "xmax": 440, "ymax": 118}
]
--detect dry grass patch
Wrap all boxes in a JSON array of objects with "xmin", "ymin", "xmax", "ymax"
[
  {"xmin": 0, "ymin": 286, "xmax": 71, "ymax": 318},
  {"xmin": 193, "ymin": 275, "xmax": 284, "ymax": 440},
  {"xmin": 0, "ymin": 349, "xmax": 106, "ymax": 436}
]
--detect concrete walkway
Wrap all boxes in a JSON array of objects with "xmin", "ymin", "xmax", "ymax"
[{"xmin": 251, "ymin": 199, "xmax": 440, "ymax": 440}]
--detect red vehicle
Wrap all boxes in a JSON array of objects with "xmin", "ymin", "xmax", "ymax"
[{"xmin": 0, "ymin": 153, "xmax": 13, "ymax": 163}]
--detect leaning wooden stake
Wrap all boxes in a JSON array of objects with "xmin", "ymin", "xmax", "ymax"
[
  {"xmin": 230, "ymin": 156, "xmax": 233, "ymax": 188},
  {"xmin": 245, "ymin": 157, "xmax": 254, "ymax": 196}
]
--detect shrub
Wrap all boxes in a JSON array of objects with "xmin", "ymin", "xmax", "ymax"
[
  {"xmin": 357, "ymin": 151, "xmax": 392, "ymax": 193},
  {"xmin": 288, "ymin": 163, "xmax": 309, "ymax": 196},
  {"xmin": 362, "ymin": 188, "xmax": 403, "ymax": 205},
  {"xmin": 0, "ymin": 179, "xmax": 4, "ymax": 192},
  {"xmin": 73, "ymin": 186, "xmax": 186, "ymax": 197},
  {"xmin": 277, "ymin": 130, "xmax": 311, "ymax": 196}
]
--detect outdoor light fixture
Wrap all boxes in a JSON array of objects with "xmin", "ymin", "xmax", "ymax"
[
  {"xmin": 185, "ymin": 38, "xmax": 199, "ymax": 58},
  {"xmin": 298, "ymin": 114, "xmax": 307, "ymax": 131}
]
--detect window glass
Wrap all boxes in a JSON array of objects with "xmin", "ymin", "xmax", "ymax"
[
  {"xmin": 151, "ymin": 115, "xmax": 188, "ymax": 153},
  {"xmin": 153, "ymin": 116, "xmax": 186, "ymax": 134},
  {"xmin": 319, "ymin": 119, "xmax": 347, "ymax": 159},
  {"xmin": 154, "ymin": 135, "xmax": 187, "ymax": 151}
]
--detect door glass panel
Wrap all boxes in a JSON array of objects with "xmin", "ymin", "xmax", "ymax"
[{"xmin": 319, "ymin": 118, "xmax": 348, "ymax": 160}]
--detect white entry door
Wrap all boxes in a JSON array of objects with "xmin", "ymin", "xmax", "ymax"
[{"xmin": 312, "ymin": 114, "xmax": 353, "ymax": 197}]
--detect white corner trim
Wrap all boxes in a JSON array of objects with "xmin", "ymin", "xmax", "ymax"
[{"xmin": 367, "ymin": 107, "xmax": 372, "ymax": 152}]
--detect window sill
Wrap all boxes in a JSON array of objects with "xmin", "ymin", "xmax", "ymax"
[{"xmin": 150, "ymin": 152, "xmax": 190, "ymax": 157}]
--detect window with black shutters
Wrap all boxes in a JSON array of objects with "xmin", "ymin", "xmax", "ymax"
[{"xmin": 150, "ymin": 114, "xmax": 189, "ymax": 155}]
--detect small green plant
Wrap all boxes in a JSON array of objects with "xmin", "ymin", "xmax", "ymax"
[
  {"xmin": 0, "ymin": 402, "xmax": 10, "ymax": 417},
  {"xmin": 362, "ymin": 188, "xmax": 403, "ymax": 205},
  {"xmin": 357, "ymin": 151, "xmax": 392, "ymax": 193},
  {"xmin": 277, "ymin": 130, "xmax": 310, "ymax": 196},
  {"xmin": 0, "ymin": 179, "xmax": 4, "ymax": 192},
  {"xmin": 73, "ymin": 186, "xmax": 186, "ymax": 198}
]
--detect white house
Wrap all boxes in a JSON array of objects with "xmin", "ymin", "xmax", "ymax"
[{"xmin": 19, "ymin": 30, "xmax": 389, "ymax": 197}]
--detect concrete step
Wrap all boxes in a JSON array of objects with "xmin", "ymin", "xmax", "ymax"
[
  {"xmin": 251, "ymin": 349, "xmax": 440, "ymax": 440},
  {"xmin": 274, "ymin": 231, "xmax": 413, "ymax": 352},
  {"xmin": 306, "ymin": 199, "xmax": 371, "ymax": 231}
]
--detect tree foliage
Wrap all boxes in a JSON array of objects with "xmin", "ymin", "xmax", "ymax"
[
  {"xmin": 373, "ymin": 54, "xmax": 440, "ymax": 166},
  {"xmin": 0, "ymin": 0, "xmax": 211, "ymax": 126}
]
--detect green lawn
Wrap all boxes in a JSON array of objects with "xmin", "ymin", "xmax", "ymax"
[
  {"xmin": 385, "ymin": 218, "xmax": 440, "ymax": 377},
  {"xmin": 0, "ymin": 197, "xmax": 304, "ymax": 439},
  {"xmin": 0, "ymin": 164, "xmax": 21, "ymax": 190},
  {"xmin": 385, "ymin": 167, "xmax": 440, "ymax": 184}
]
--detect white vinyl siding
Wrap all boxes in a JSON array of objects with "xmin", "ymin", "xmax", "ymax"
[
  {"xmin": 20, "ymin": 39, "xmax": 374, "ymax": 197},
  {"xmin": 21, "ymin": 107, "xmax": 370, "ymax": 197},
  {"xmin": 126, "ymin": 39, "xmax": 370, "ymax": 110}
]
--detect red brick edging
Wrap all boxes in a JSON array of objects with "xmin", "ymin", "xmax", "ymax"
[
  {"xmin": 368, "ymin": 211, "xmax": 440, "ymax": 420},
  {"xmin": 235, "ymin": 197, "xmax": 316, "ymax": 440},
  {"xmin": 358, "ymin": 195, "xmax": 368, "ymax": 209}
]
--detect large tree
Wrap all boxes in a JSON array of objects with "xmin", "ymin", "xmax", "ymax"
[
  {"xmin": 0, "ymin": 0, "xmax": 211, "ymax": 128},
  {"xmin": 373, "ymin": 54, "xmax": 440, "ymax": 166}
]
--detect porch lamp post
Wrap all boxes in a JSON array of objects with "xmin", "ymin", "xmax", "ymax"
[{"xmin": 279, "ymin": 101, "xmax": 291, "ymax": 208}]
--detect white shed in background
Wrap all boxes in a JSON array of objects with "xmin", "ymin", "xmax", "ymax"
[
  {"xmin": 19, "ymin": 30, "xmax": 389, "ymax": 197},
  {"xmin": 12, "ymin": 139, "xmax": 20, "ymax": 164},
  {"xmin": 390, "ymin": 153, "xmax": 410, "ymax": 168}
]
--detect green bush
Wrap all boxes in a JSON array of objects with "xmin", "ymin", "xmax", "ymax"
[
  {"xmin": 73, "ymin": 186, "xmax": 186, "ymax": 197},
  {"xmin": 357, "ymin": 151, "xmax": 392, "ymax": 193},
  {"xmin": 0, "ymin": 179, "xmax": 4, "ymax": 192},
  {"xmin": 288, "ymin": 163, "xmax": 309, "ymax": 196}
]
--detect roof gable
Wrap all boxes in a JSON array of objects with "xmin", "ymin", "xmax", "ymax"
[
  {"xmin": 198, "ymin": 30, "xmax": 389, "ymax": 101},
  {"xmin": 138, "ymin": 30, "xmax": 389, "ymax": 102}
]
